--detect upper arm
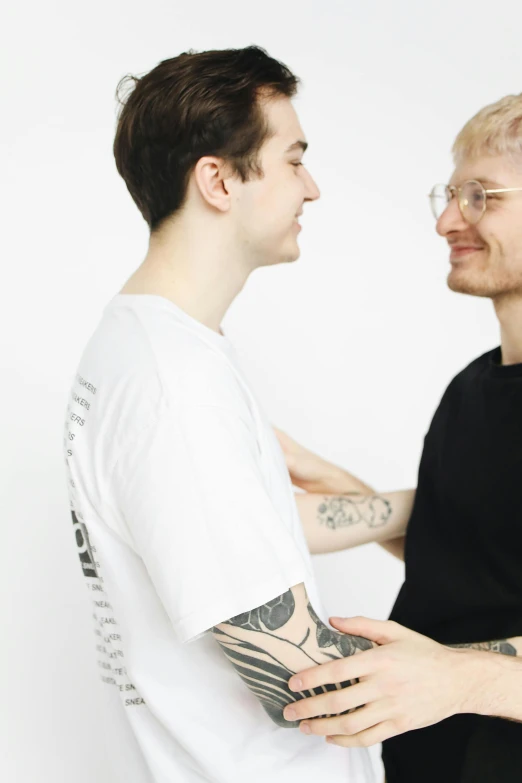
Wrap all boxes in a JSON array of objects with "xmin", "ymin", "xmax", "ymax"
[
  {"xmin": 212, "ymin": 582, "xmax": 373, "ymax": 727},
  {"xmin": 112, "ymin": 404, "xmax": 309, "ymax": 643}
]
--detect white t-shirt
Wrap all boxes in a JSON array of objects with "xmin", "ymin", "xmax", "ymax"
[{"xmin": 63, "ymin": 293, "xmax": 374, "ymax": 783}]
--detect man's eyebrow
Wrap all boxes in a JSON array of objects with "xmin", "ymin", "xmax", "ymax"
[
  {"xmin": 473, "ymin": 177, "xmax": 504, "ymax": 187},
  {"xmin": 285, "ymin": 140, "xmax": 308, "ymax": 154},
  {"xmin": 450, "ymin": 178, "xmax": 505, "ymax": 188},
  {"xmin": 472, "ymin": 178, "xmax": 504, "ymax": 187}
]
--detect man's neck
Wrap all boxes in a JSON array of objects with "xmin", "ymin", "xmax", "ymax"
[
  {"xmin": 493, "ymin": 292, "xmax": 522, "ymax": 365},
  {"xmin": 120, "ymin": 218, "xmax": 253, "ymax": 334}
]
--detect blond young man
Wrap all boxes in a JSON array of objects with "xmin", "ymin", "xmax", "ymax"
[{"xmin": 273, "ymin": 95, "xmax": 522, "ymax": 783}]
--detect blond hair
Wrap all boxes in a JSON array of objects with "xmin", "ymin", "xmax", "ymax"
[{"xmin": 452, "ymin": 94, "xmax": 522, "ymax": 166}]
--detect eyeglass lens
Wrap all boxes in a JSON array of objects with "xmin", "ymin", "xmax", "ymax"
[{"xmin": 429, "ymin": 181, "xmax": 486, "ymax": 224}]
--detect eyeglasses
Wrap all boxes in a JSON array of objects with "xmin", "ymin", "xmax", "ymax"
[{"xmin": 429, "ymin": 180, "xmax": 522, "ymax": 225}]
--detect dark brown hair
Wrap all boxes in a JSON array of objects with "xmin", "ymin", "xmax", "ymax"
[{"xmin": 113, "ymin": 46, "xmax": 299, "ymax": 233}]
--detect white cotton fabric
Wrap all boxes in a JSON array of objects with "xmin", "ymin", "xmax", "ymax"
[{"xmin": 63, "ymin": 293, "xmax": 374, "ymax": 783}]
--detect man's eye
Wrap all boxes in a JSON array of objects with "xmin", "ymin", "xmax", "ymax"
[{"xmin": 291, "ymin": 161, "xmax": 303, "ymax": 167}]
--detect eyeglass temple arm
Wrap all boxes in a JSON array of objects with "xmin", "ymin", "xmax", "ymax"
[
  {"xmin": 427, "ymin": 186, "xmax": 522, "ymax": 197},
  {"xmin": 484, "ymin": 187, "xmax": 522, "ymax": 194}
]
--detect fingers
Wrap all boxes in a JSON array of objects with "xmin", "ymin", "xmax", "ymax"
[
  {"xmin": 283, "ymin": 681, "xmax": 378, "ymax": 723},
  {"xmin": 288, "ymin": 648, "xmax": 377, "ymax": 692},
  {"xmin": 301, "ymin": 702, "xmax": 390, "ymax": 740},
  {"xmin": 272, "ymin": 427, "xmax": 294, "ymax": 450},
  {"xmin": 326, "ymin": 719, "xmax": 399, "ymax": 748},
  {"xmin": 328, "ymin": 617, "xmax": 405, "ymax": 646}
]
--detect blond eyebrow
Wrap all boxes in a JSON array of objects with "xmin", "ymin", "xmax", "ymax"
[
  {"xmin": 476, "ymin": 178, "xmax": 505, "ymax": 188},
  {"xmin": 450, "ymin": 178, "xmax": 505, "ymax": 188},
  {"xmin": 285, "ymin": 140, "xmax": 308, "ymax": 154}
]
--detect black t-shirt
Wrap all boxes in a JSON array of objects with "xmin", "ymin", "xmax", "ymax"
[{"xmin": 383, "ymin": 347, "xmax": 522, "ymax": 783}]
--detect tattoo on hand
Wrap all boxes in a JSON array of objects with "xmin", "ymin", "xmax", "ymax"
[
  {"xmin": 318, "ymin": 494, "xmax": 392, "ymax": 531},
  {"xmin": 449, "ymin": 640, "xmax": 517, "ymax": 656},
  {"xmin": 213, "ymin": 588, "xmax": 372, "ymax": 728}
]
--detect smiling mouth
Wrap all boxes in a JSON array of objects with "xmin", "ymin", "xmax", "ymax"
[{"xmin": 450, "ymin": 246, "xmax": 484, "ymax": 261}]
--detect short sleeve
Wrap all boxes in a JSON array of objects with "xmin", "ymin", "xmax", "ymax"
[{"xmin": 111, "ymin": 405, "xmax": 309, "ymax": 643}]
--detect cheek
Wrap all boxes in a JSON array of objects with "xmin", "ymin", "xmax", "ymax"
[
  {"xmin": 504, "ymin": 217, "xmax": 522, "ymax": 253},
  {"xmin": 485, "ymin": 232, "xmax": 511, "ymax": 262},
  {"xmin": 238, "ymin": 172, "xmax": 303, "ymax": 233},
  {"xmin": 262, "ymin": 181, "xmax": 302, "ymax": 220},
  {"xmin": 480, "ymin": 211, "xmax": 522, "ymax": 252},
  {"xmin": 470, "ymin": 220, "xmax": 496, "ymax": 256}
]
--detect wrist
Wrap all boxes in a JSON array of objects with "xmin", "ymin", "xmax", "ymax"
[
  {"xmin": 322, "ymin": 465, "xmax": 359, "ymax": 494},
  {"xmin": 452, "ymin": 647, "xmax": 504, "ymax": 716}
]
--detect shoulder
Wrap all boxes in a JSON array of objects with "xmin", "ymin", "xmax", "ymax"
[
  {"xmin": 96, "ymin": 296, "xmax": 253, "ymax": 414},
  {"xmin": 428, "ymin": 349, "xmax": 497, "ymax": 423},
  {"xmin": 459, "ymin": 348, "xmax": 497, "ymax": 377},
  {"xmin": 73, "ymin": 302, "xmax": 257, "ymax": 460},
  {"xmin": 158, "ymin": 337, "xmax": 253, "ymax": 419},
  {"xmin": 446, "ymin": 348, "xmax": 497, "ymax": 392}
]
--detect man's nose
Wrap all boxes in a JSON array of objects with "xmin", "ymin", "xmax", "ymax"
[
  {"xmin": 303, "ymin": 168, "xmax": 320, "ymax": 202},
  {"xmin": 436, "ymin": 196, "xmax": 468, "ymax": 236}
]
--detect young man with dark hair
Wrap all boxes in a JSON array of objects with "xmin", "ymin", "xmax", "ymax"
[{"xmin": 63, "ymin": 46, "xmax": 385, "ymax": 782}]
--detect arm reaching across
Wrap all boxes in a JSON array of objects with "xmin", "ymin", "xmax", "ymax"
[
  {"xmin": 273, "ymin": 427, "xmax": 374, "ymax": 495},
  {"xmin": 212, "ymin": 582, "xmax": 374, "ymax": 728},
  {"xmin": 295, "ymin": 490, "xmax": 414, "ymax": 554},
  {"xmin": 274, "ymin": 427, "xmax": 413, "ymax": 559},
  {"xmin": 277, "ymin": 616, "xmax": 522, "ymax": 747}
]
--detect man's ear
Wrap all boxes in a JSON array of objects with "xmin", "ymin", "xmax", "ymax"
[{"xmin": 193, "ymin": 156, "xmax": 236, "ymax": 213}]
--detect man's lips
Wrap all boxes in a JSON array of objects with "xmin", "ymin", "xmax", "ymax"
[{"xmin": 449, "ymin": 245, "xmax": 485, "ymax": 261}]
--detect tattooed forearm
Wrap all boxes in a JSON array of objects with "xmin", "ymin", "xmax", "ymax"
[
  {"xmin": 449, "ymin": 640, "xmax": 517, "ymax": 656},
  {"xmin": 306, "ymin": 602, "xmax": 372, "ymax": 658},
  {"xmin": 317, "ymin": 494, "xmax": 392, "ymax": 531},
  {"xmin": 212, "ymin": 587, "xmax": 373, "ymax": 728}
]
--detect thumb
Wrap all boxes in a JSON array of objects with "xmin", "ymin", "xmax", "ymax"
[{"xmin": 329, "ymin": 616, "xmax": 405, "ymax": 645}]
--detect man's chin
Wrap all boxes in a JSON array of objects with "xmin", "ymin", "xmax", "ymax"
[
  {"xmin": 447, "ymin": 270, "xmax": 496, "ymax": 298},
  {"xmin": 277, "ymin": 240, "xmax": 301, "ymax": 266},
  {"xmin": 257, "ymin": 246, "xmax": 300, "ymax": 268}
]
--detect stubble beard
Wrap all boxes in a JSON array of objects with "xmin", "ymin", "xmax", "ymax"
[{"xmin": 446, "ymin": 248, "xmax": 516, "ymax": 299}]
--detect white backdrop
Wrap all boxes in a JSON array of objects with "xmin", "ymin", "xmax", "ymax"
[{"xmin": 3, "ymin": 0, "xmax": 520, "ymax": 780}]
